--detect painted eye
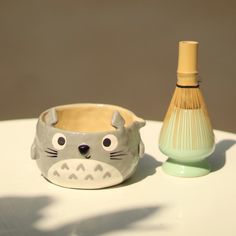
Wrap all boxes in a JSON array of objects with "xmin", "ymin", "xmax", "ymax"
[
  {"xmin": 52, "ymin": 133, "xmax": 67, "ymax": 150},
  {"xmin": 102, "ymin": 134, "xmax": 118, "ymax": 152}
]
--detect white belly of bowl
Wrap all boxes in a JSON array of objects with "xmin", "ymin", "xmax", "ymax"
[{"xmin": 47, "ymin": 159, "xmax": 123, "ymax": 189}]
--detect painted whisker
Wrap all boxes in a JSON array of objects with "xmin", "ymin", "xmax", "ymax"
[
  {"xmin": 110, "ymin": 150, "xmax": 125, "ymax": 155},
  {"xmin": 47, "ymin": 155, "xmax": 58, "ymax": 158},
  {"xmin": 110, "ymin": 153, "xmax": 127, "ymax": 157},
  {"xmin": 47, "ymin": 148, "xmax": 58, "ymax": 153},
  {"xmin": 110, "ymin": 153, "xmax": 128, "ymax": 157},
  {"xmin": 45, "ymin": 150, "xmax": 58, "ymax": 155},
  {"xmin": 110, "ymin": 150, "xmax": 128, "ymax": 160},
  {"xmin": 45, "ymin": 148, "xmax": 58, "ymax": 158},
  {"xmin": 110, "ymin": 157, "xmax": 123, "ymax": 160}
]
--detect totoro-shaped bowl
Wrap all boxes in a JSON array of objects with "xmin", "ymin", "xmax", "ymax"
[{"xmin": 31, "ymin": 103, "xmax": 146, "ymax": 189}]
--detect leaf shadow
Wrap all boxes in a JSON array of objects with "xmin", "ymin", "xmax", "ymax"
[
  {"xmin": 0, "ymin": 196, "xmax": 166, "ymax": 236},
  {"xmin": 65, "ymin": 206, "xmax": 164, "ymax": 236}
]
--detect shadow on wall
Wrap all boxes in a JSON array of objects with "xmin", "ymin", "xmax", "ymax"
[
  {"xmin": 208, "ymin": 139, "xmax": 236, "ymax": 172},
  {"xmin": 0, "ymin": 196, "xmax": 165, "ymax": 236}
]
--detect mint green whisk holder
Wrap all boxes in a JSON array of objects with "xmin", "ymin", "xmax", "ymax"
[
  {"xmin": 159, "ymin": 41, "xmax": 215, "ymax": 178},
  {"xmin": 160, "ymin": 146, "xmax": 214, "ymax": 177},
  {"xmin": 159, "ymin": 108, "xmax": 215, "ymax": 178}
]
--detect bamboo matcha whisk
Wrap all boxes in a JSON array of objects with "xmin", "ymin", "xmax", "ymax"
[{"xmin": 159, "ymin": 41, "xmax": 215, "ymax": 177}]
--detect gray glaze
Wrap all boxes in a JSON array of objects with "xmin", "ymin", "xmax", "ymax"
[{"xmin": 31, "ymin": 104, "xmax": 146, "ymax": 189}]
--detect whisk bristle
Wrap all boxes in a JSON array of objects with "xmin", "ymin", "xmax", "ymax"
[{"xmin": 159, "ymin": 87, "xmax": 214, "ymax": 152}]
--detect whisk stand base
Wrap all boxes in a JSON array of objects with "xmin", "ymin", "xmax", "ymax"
[{"xmin": 162, "ymin": 158, "xmax": 210, "ymax": 177}]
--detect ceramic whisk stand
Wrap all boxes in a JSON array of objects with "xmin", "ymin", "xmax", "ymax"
[
  {"xmin": 31, "ymin": 103, "xmax": 145, "ymax": 189},
  {"xmin": 159, "ymin": 41, "xmax": 215, "ymax": 177}
]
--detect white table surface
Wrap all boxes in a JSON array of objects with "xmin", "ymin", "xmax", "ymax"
[{"xmin": 0, "ymin": 119, "xmax": 236, "ymax": 236}]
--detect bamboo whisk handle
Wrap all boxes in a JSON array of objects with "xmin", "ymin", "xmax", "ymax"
[{"xmin": 177, "ymin": 41, "xmax": 199, "ymax": 87}]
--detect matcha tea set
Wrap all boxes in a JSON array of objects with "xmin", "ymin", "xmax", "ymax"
[{"xmin": 31, "ymin": 41, "xmax": 215, "ymax": 189}]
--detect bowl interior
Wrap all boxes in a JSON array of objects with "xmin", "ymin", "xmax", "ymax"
[{"xmin": 45, "ymin": 105, "xmax": 135, "ymax": 132}]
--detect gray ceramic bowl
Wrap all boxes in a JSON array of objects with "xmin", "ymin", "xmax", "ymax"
[{"xmin": 31, "ymin": 103, "xmax": 146, "ymax": 189}]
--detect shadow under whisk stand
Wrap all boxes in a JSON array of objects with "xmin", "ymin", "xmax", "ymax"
[{"xmin": 208, "ymin": 139, "xmax": 236, "ymax": 172}]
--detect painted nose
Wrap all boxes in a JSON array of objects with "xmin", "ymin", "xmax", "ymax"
[{"xmin": 78, "ymin": 144, "xmax": 90, "ymax": 155}]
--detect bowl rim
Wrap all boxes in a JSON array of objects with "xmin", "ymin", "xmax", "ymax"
[{"xmin": 37, "ymin": 103, "xmax": 145, "ymax": 134}]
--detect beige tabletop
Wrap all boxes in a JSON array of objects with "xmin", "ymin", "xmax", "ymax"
[{"xmin": 0, "ymin": 119, "xmax": 236, "ymax": 236}]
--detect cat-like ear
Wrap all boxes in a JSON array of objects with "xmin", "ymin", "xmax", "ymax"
[
  {"xmin": 134, "ymin": 119, "xmax": 146, "ymax": 129},
  {"xmin": 45, "ymin": 108, "xmax": 58, "ymax": 126},
  {"xmin": 112, "ymin": 111, "xmax": 125, "ymax": 129}
]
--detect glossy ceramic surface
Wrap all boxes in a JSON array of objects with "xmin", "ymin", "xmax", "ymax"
[{"xmin": 31, "ymin": 103, "xmax": 145, "ymax": 189}]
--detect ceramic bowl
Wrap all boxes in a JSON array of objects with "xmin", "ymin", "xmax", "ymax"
[{"xmin": 31, "ymin": 103, "xmax": 146, "ymax": 189}]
